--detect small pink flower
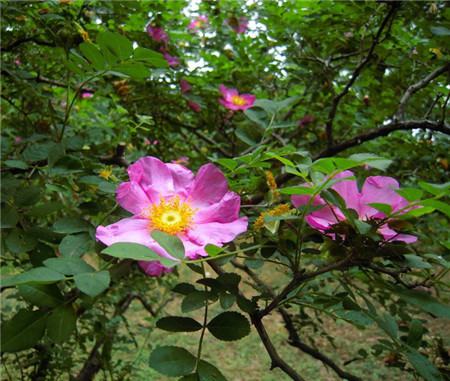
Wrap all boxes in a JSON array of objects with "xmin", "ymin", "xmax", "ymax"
[
  {"xmin": 14, "ymin": 136, "xmax": 23, "ymax": 144},
  {"xmin": 180, "ymin": 79, "xmax": 192, "ymax": 94},
  {"xmin": 153, "ymin": 140, "xmax": 159, "ymax": 145},
  {"xmin": 291, "ymin": 170, "xmax": 417, "ymax": 244},
  {"xmin": 81, "ymin": 91, "xmax": 94, "ymax": 99},
  {"xmin": 298, "ymin": 114, "xmax": 315, "ymax": 127},
  {"xmin": 219, "ymin": 84, "xmax": 255, "ymax": 111},
  {"xmin": 229, "ymin": 17, "xmax": 248, "ymax": 34},
  {"xmin": 188, "ymin": 15, "xmax": 209, "ymax": 31},
  {"xmin": 187, "ymin": 100, "xmax": 201, "ymax": 112},
  {"xmin": 143, "ymin": 138, "xmax": 151, "ymax": 146},
  {"xmin": 96, "ymin": 156, "xmax": 248, "ymax": 276},
  {"xmin": 163, "ymin": 52, "xmax": 180, "ymax": 67},
  {"xmin": 146, "ymin": 24, "xmax": 169, "ymax": 44},
  {"xmin": 14, "ymin": 59, "xmax": 22, "ymax": 66}
]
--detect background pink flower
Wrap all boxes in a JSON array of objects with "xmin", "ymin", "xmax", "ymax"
[
  {"xmin": 180, "ymin": 79, "xmax": 192, "ymax": 93},
  {"xmin": 188, "ymin": 15, "xmax": 209, "ymax": 31},
  {"xmin": 187, "ymin": 100, "xmax": 201, "ymax": 112},
  {"xmin": 219, "ymin": 84, "xmax": 255, "ymax": 111},
  {"xmin": 229, "ymin": 17, "xmax": 249, "ymax": 34},
  {"xmin": 163, "ymin": 52, "xmax": 180, "ymax": 67},
  {"xmin": 96, "ymin": 156, "xmax": 248, "ymax": 276},
  {"xmin": 291, "ymin": 170, "xmax": 417, "ymax": 243},
  {"xmin": 146, "ymin": 24, "xmax": 169, "ymax": 44},
  {"xmin": 81, "ymin": 91, "xmax": 94, "ymax": 99}
]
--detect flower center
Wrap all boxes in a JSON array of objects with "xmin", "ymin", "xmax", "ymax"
[
  {"xmin": 231, "ymin": 95, "xmax": 246, "ymax": 106},
  {"xmin": 146, "ymin": 196, "xmax": 194, "ymax": 235}
]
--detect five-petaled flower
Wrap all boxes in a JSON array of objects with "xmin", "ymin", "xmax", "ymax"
[
  {"xmin": 96, "ymin": 156, "xmax": 248, "ymax": 277},
  {"xmin": 291, "ymin": 170, "xmax": 417, "ymax": 243},
  {"xmin": 219, "ymin": 85, "xmax": 255, "ymax": 111},
  {"xmin": 188, "ymin": 15, "xmax": 209, "ymax": 31}
]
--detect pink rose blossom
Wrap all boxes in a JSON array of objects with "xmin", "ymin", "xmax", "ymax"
[
  {"xmin": 180, "ymin": 79, "xmax": 192, "ymax": 94},
  {"xmin": 96, "ymin": 156, "xmax": 248, "ymax": 276},
  {"xmin": 163, "ymin": 52, "xmax": 180, "ymax": 67},
  {"xmin": 219, "ymin": 84, "xmax": 255, "ymax": 111},
  {"xmin": 187, "ymin": 100, "xmax": 201, "ymax": 112},
  {"xmin": 146, "ymin": 24, "xmax": 169, "ymax": 44},
  {"xmin": 291, "ymin": 170, "xmax": 417, "ymax": 244},
  {"xmin": 188, "ymin": 15, "xmax": 209, "ymax": 31}
]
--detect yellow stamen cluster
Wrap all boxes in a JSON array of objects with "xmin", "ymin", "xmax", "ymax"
[
  {"xmin": 254, "ymin": 204, "xmax": 291, "ymax": 231},
  {"xmin": 146, "ymin": 196, "xmax": 195, "ymax": 235},
  {"xmin": 231, "ymin": 95, "xmax": 247, "ymax": 106},
  {"xmin": 265, "ymin": 171, "xmax": 280, "ymax": 199}
]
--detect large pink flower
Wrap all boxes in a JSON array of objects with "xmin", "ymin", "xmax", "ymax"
[
  {"xmin": 146, "ymin": 25, "xmax": 169, "ymax": 44},
  {"xmin": 96, "ymin": 156, "xmax": 248, "ymax": 276},
  {"xmin": 291, "ymin": 170, "xmax": 417, "ymax": 244},
  {"xmin": 219, "ymin": 84, "xmax": 255, "ymax": 111}
]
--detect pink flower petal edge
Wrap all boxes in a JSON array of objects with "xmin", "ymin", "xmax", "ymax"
[{"xmin": 291, "ymin": 170, "xmax": 417, "ymax": 243}]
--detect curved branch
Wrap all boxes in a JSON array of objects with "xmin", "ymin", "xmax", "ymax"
[
  {"xmin": 325, "ymin": 4, "xmax": 399, "ymax": 147},
  {"xmin": 318, "ymin": 119, "xmax": 450, "ymax": 158},
  {"xmin": 395, "ymin": 63, "xmax": 450, "ymax": 120}
]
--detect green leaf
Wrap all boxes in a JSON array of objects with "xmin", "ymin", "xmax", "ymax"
[
  {"xmin": 149, "ymin": 346, "xmax": 196, "ymax": 377},
  {"xmin": 44, "ymin": 257, "xmax": 95, "ymax": 275},
  {"xmin": 133, "ymin": 47, "xmax": 168, "ymax": 67},
  {"xmin": 421, "ymin": 199, "xmax": 450, "ymax": 218},
  {"xmin": 404, "ymin": 346, "xmax": 443, "ymax": 381},
  {"xmin": 207, "ymin": 312, "xmax": 250, "ymax": 341},
  {"xmin": 181, "ymin": 291, "xmax": 211, "ymax": 313},
  {"xmin": 113, "ymin": 63, "xmax": 149, "ymax": 79},
  {"xmin": 418, "ymin": 181, "xmax": 450, "ymax": 196},
  {"xmin": 197, "ymin": 360, "xmax": 228, "ymax": 381},
  {"xmin": 403, "ymin": 254, "xmax": 432, "ymax": 269},
  {"xmin": 407, "ymin": 319, "xmax": 424, "ymax": 349},
  {"xmin": 46, "ymin": 305, "xmax": 77, "ymax": 344},
  {"xmin": 395, "ymin": 288, "xmax": 450, "ymax": 319},
  {"xmin": 17, "ymin": 284, "xmax": 63, "ymax": 307},
  {"xmin": 74, "ymin": 271, "xmax": 110, "ymax": 297},
  {"xmin": 279, "ymin": 186, "xmax": 314, "ymax": 195},
  {"xmin": 97, "ymin": 31, "xmax": 133, "ymax": 60},
  {"xmin": 79, "ymin": 42, "xmax": 107, "ymax": 70},
  {"xmin": 14, "ymin": 186, "xmax": 41, "ymax": 207},
  {"xmin": 59, "ymin": 234, "xmax": 92, "ymax": 257},
  {"xmin": 156, "ymin": 317, "xmax": 202, "ymax": 332},
  {"xmin": 151, "ymin": 230, "xmax": 185, "ymax": 260},
  {"xmin": 1, "ymin": 309, "xmax": 48, "ymax": 352},
  {"xmin": 219, "ymin": 292, "xmax": 236, "ymax": 310},
  {"xmin": 396, "ymin": 188, "xmax": 423, "ymax": 202},
  {"xmin": 2, "ymin": 267, "xmax": 65, "ymax": 287},
  {"xmin": 53, "ymin": 217, "xmax": 91, "ymax": 234},
  {"xmin": 0, "ymin": 206, "xmax": 19, "ymax": 228},
  {"xmin": 173, "ymin": 283, "xmax": 196, "ymax": 295},
  {"xmin": 367, "ymin": 203, "xmax": 392, "ymax": 215},
  {"xmin": 4, "ymin": 160, "xmax": 28, "ymax": 170},
  {"xmin": 102, "ymin": 242, "xmax": 178, "ymax": 267},
  {"xmin": 204, "ymin": 244, "xmax": 223, "ymax": 257}
]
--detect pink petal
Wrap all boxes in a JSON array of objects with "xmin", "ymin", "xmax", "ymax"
[
  {"xmin": 360, "ymin": 176, "xmax": 409, "ymax": 218},
  {"xmin": 219, "ymin": 84, "xmax": 238, "ymax": 99},
  {"xmin": 127, "ymin": 156, "xmax": 174, "ymax": 199},
  {"xmin": 96, "ymin": 217, "xmax": 153, "ymax": 247},
  {"xmin": 188, "ymin": 163, "xmax": 229, "ymax": 207},
  {"xmin": 186, "ymin": 217, "xmax": 248, "ymax": 246},
  {"xmin": 138, "ymin": 261, "xmax": 173, "ymax": 277},
  {"xmin": 166, "ymin": 163, "xmax": 194, "ymax": 196},
  {"xmin": 306, "ymin": 205, "xmax": 344, "ymax": 232},
  {"xmin": 240, "ymin": 94, "xmax": 256, "ymax": 106},
  {"xmin": 116, "ymin": 181, "xmax": 151, "ymax": 215},
  {"xmin": 194, "ymin": 191, "xmax": 241, "ymax": 223},
  {"xmin": 180, "ymin": 237, "xmax": 208, "ymax": 259},
  {"xmin": 219, "ymin": 99, "xmax": 241, "ymax": 111},
  {"xmin": 330, "ymin": 170, "xmax": 361, "ymax": 215},
  {"xmin": 378, "ymin": 225, "xmax": 417, "ymax": 244}
]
